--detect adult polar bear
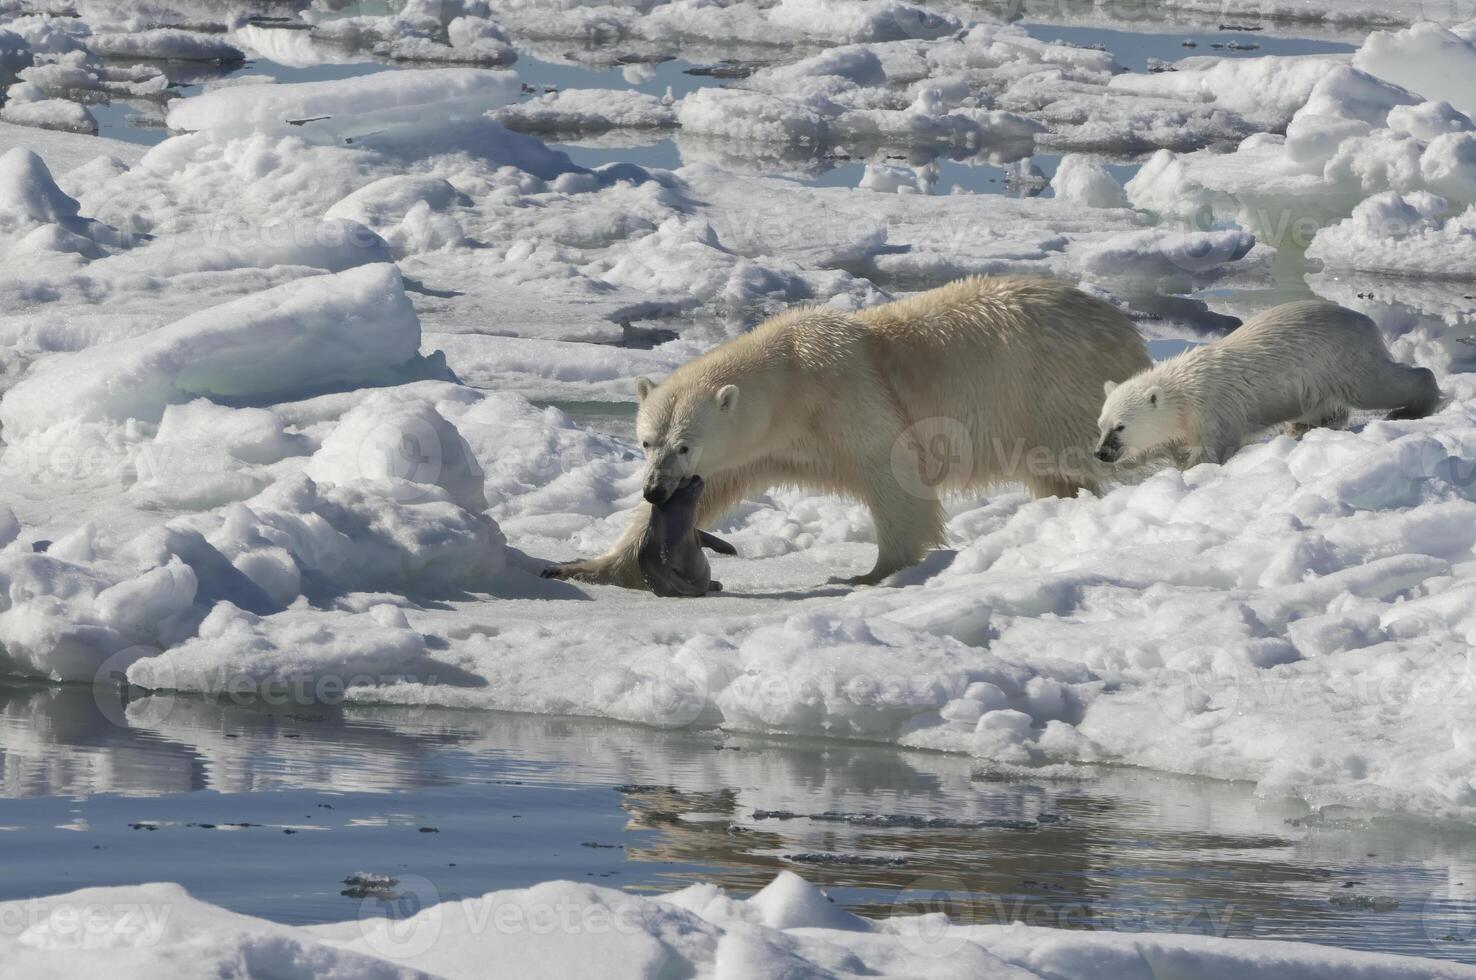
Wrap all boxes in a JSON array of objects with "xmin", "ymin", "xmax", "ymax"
[{"xmin": 545, "ymin": 276, "xmax": 1151, "ymax": 588}]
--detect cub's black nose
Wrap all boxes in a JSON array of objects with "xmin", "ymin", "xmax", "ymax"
[
  {"xmin": 644, "ymin": 486, "xmax": 670, "ymax": 505},
  {"xmin": 1094, "ymin": 445, "xmax": 1119, "ymax": 463}
]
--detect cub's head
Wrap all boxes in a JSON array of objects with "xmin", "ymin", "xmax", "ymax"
[
  {"xmin": 1095, "ymin": 376, "xmax": 1173, "ymax": 463},
  {"xmin": 634, "ymin": 375, "xmax": 740, "ymax": 505}
]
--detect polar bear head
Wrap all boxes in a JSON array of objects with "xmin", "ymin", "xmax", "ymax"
[
  {"xmin": 1095, "ymin": 375, "xmax": 1174, "ymax": 463},
  {"xmin": 633, "ymin": 375, "xmax": 741, "ymax": 504}
]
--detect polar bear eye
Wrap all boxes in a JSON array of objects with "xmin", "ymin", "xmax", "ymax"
[
  {"xmin": 678, "ymin": 446, "xmax": 689, "ymax": 455},
  {"xmin": 1113, "ymin": 424, "xmax": 1125, "ymax": 433},
  {"xmin": 641, "ymin": 441, "xmax": 651, "ymax": 450}
]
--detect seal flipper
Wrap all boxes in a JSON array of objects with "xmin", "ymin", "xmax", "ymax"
[
  {"xmin": 697, "ymin": 530, "xmax": 737, "ymax": 556},
  {"xmin": 650, "ymin": 568, "xmax": 709, "ymax": 597}
]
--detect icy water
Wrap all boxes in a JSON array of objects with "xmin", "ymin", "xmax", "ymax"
[
  {"xmin": 3, "ymin": 677, "xmax": 1475, "ymax": 963},
  {"xmin": 86, "ymin": 25, "xmax": 1353, "ymax": 196}
]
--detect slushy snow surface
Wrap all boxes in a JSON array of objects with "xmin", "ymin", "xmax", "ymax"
[
  {"xmin": 5, "ymin": 872, "xmax": 1474, "ymax": 980},
  {"xmin": 2, "ymin": 3, "xmax": 1476, "ymax": 972}
]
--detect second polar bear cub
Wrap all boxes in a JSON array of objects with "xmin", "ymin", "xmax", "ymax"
[{"xmin": 1095, "ymin": 300, "xmax": 1441, "ymax": 466}]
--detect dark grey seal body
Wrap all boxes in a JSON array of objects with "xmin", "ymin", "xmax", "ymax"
[{"xmin": 637, "ymin": 476, "xmax": 735, "ymax": 597}]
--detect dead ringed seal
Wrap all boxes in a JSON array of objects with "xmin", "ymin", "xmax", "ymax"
[{"xmin": 638, "ymin": 475, "xmax": 735, "ymax": 596}]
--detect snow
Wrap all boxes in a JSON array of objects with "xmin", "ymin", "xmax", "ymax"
[
  {"xmin": 1107, "ymin": 53, "xmax": 1349, "ymax": 129},
  {"xmin": 1124, "ymin": 20, "xmax": 1476, "ymax": 279},
  {"xmin": 304, "ymin": 391, "xmax": 489, "ymax": 515},
  {"xmin": 85, "ymin": 29, "xmax": 244, "ymax": 64},
  {"xmin": 1308, "ymin": 191, "xmax": 1476, "ymax": 278},
  {"xmin": 0, "ymin": 120, "xmax": 145, "ymax": 172},
  {"xmin": 6, "ymin": 873, "xmax": 1474, "ymax": 980},
  {"xmin": 0, "ymin": 263, "xmax": 428, "ymax": 439},
  {"xmin": 1353, "ymin": 21, "xmax": 1476, "ymax": 119},
  {"xmin": 492, "ymin": 89, "xmax": 678, "ymax": 135},
  {"xmin": 1050, "ymin": 154, "xmax": 1127, "ymax": 208},
  {"xmin": 0, "ymin": 98, "xmax": 96, "ymax": 135},
  {"xmin": 165, "ymin": 68, "xmax": 521, "ymax": 138},
  {"xmin": 1159, "ymin": 0, "xmax": 1465, "ymax": 29}
]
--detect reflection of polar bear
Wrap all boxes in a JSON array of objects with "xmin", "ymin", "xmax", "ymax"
[
  {"xmin": 1094, "ymin": 300, "xmax": 1442, "ymax": 467},
  {"xmin": 544, "ymin": 276, "xmax": 1150, "ymax": 588}
]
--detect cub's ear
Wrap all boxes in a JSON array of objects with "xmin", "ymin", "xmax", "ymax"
[
  {"xmin": 716, "ymin": 384, "xmax": 740, "ymax": 413},
  {"xmin": 1147, "ymin": 386, "xmax": 1161, "ymax": 408},
  {"xmin": 1102, "ymin": 380, "xmax": 1118, "ymax": 397},
  {"xmin": 635, "ymin": 376, "xmax": 655, "ymax": 402}
]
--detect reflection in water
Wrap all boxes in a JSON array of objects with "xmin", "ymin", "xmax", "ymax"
[{"xmin": 1, "ymin": 679, "xmax": 1475, "ymax": 961}]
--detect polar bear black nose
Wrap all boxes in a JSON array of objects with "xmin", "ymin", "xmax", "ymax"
[
  {"xmin": 644, "ymin": 485, "xmax": 671, "ymax": 505},
  {"xmin": 1094, "ymin": 443, "xmax": 1120, "ymax": 463}
]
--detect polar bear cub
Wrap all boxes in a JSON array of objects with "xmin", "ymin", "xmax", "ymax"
[{"xmin": 1094, "ymin": 300, "xmax": 1442, "ymax": 467}]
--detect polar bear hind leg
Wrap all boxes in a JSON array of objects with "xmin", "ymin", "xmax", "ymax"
[
  {"xmin": 1285, "ymin": 404, "xmax": 1351, "ymax": 438},
  {"xmin": 1351, "ymin": 364, "xmax": 1442, "ymax": 420},
  {"xmin": 845, "ymin": 455, "xmax": 946, "ymax": 586},
  {"xmin": 1026, "ymin": 473, "xmax": 1093, "ymax": 499}
]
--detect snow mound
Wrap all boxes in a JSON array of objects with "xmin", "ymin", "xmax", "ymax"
[
  {"xmin": 1050, "ymin": 154, "xmax": 1126, "ymax": 209},
  {"xmin": 1354, "ymin": 21, "xmax": 1476, "ymax": 120},
  {"xmin": 1125, "ymin": 19, "xmax": 1476, "ymax": 278},
  {"xmin": 0, "ymin": 882, "xmax": 419, "ymax": 979},
  {"xmin": 492, "ymin": 89, "xmax": 678, "ymax": 134},
  {"xmin": 1308, "ymin": 191, "xmax": 1476, "ymax": 278},
  {"xmin": 767, "ymin": 0, "xmax": 963, "ymax": 44},
  {"xmin": 9, "ymin": 874, "xmax": 1473, "ymax": 979},
  {"xmin": 305, "ymin": 391, "xmax": 489, "ymax": 514},
  {"xmin": 165, "ymin": 68, "xmax": 520, "ymax": 138},
  {"xmin": 87, "ymin": 29, "xmax": 243, "ymax": 64},
  {"xmin": 0, "ymin": 98, "xmax": 96, "ymax": 135},
  {"xmin": 0, "ymin": 146, "xmax": 130, "ymax": 266},
  {"xmin": 0, "ymin": 264, "xmax": 425, "ymax": 438},
  {"xmin": 1081, "ymin": 227, "xmax": 1256, "ymax": 278}
]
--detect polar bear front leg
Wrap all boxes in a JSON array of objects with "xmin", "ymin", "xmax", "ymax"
[{"xmin": 1189, "ymin": 421, "xmax": 1242, "ymax": 466}]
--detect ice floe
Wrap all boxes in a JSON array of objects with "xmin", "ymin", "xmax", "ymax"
[
  {"xmin": 5, "ymin": 872, "xmax": 1473, "ymax": 979},
  {"xmin": 1126, "ymin": 20, "xmax": 1476, "ymax": 280}
]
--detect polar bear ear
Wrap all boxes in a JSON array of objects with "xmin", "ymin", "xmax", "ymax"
[
  {"xmin": 1102, "ymin": 380, "xmax": 1117, "ymax": 397},
  {"xmin": 1146, "ymin": 386, "xmax": 1161, "ymax": 408},
  {"xmin": 716, "ymin": 384, "xmax": 740, "ymax": 413},
  {"xmin": 635, "ymin": 377, "xmax": 655, "ymax": 402}
]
